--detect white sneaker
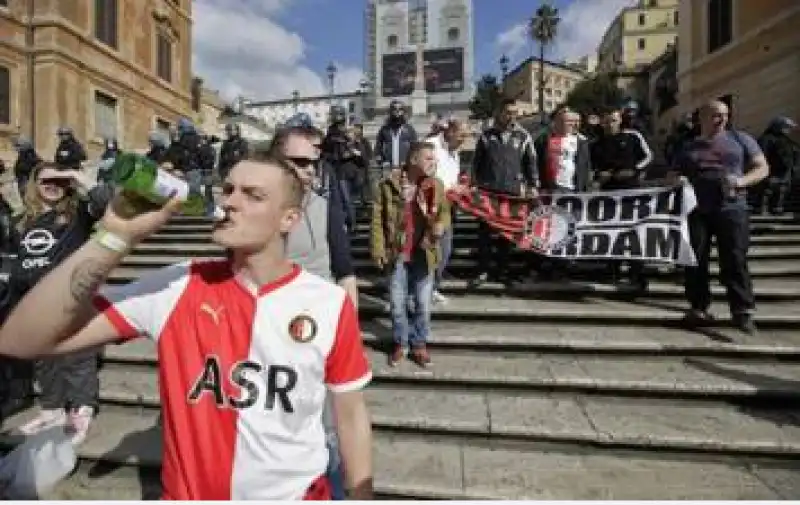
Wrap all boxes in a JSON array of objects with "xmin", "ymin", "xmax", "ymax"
[
  {"xmin": 66, "ymin": 406, "xmax": 95, "ymax": 446},
  {"xmin": 432, "ymin": 290, "xmax": 448, "ymax": 305},
  {"xmin": 18, "ymin": 408, "xmax": 67, "ymax": 436}
]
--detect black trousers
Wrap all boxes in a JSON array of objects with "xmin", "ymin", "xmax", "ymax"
[
  {"xmin": 35, "ymin": 349, "xmax": 99, "ymax": 410},
  {"xmin": 477, "ymin": 220, "xmax": 512, "ymax": 278},
  {"xmin": 684, "ymin": 206, "xmax": 755, "ymax": 315}
]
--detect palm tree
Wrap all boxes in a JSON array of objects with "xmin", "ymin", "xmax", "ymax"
[{"xmin": 529, "ymin": 3, "xmax": 560, "ymax": 123}]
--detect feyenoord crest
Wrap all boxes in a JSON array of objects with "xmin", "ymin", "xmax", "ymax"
[
  {"xmin": 288, "ymin": 314, "xmax": 318, "ymax": 343},
  {"xmin": 523, "ymin": 205, "xmax": 577, "ymax": 252}
]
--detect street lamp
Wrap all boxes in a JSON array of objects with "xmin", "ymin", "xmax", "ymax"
[
  {"xmin": 326, "ymin": 62, "xmax": 337, "ymax": 97},
  {"xmin": 499, "ymin": 54, "xmax": 509, "ymax": 80},
  {"xmin": 292, "ymin": 90, "xmax": 299, "ymax": 112}
]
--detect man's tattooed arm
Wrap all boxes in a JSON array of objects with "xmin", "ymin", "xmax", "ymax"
[
  {"xmin": 0, "ymin": 241, "xmax": 126, "ymax": 358},
  {"xmin": 69, "ymin": 259, "xmax": 112, "ymax": 307}
]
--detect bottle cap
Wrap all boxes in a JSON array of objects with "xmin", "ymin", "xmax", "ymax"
[{"xmin": 211, "ymin": 206, "xmax": 226, "ymax": 221}]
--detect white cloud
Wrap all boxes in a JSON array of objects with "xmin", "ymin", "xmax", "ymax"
[
  {"xmin": 494, "ymin": 0, "xmax": 637, "ymax": 62},
  {"xmin": 192, "ymin": 0, "xmax": 363, "ymax": 103}
]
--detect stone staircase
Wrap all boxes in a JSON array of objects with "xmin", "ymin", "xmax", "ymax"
[{"xmin": 4, "ymin": 207, "xmax": 800, "ymax": 499}]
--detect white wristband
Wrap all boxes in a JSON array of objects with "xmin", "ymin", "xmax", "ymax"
[{"xmin": 94, "ymin": 229, "xmax": 130, "ymax": 253}]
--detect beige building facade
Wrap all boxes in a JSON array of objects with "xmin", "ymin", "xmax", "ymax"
[
  {"xmin": 502, "ymin": 58, "xmax": 586, "ymax": 116},
  {"xmin": 597, "ymin": 0, "xmax": 679, "ymax": 73},
  {"xmin": 677, "ymin": 0, "xmax": 800, "ymax": 138},
  {"xmin": 0, "ymin": 0, "xmax": 193, "ymax": 163}
]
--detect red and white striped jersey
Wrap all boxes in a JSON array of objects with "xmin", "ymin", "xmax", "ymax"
[{"xmin": 93, "ymin": 260, "xmax": 371, "ymax": 500}]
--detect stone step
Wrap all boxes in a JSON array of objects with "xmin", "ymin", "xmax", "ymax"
[
  {"xmin": 103, "ymin": 270, "xmax": 800, "ymax": 301},
  {"xmin": 99, "ymin": 320, "xmax": 800, "ymax": 358},
  {"xmin": 102, "ymin": 340, "xmax": 800, "ymax": 400},
  {"xmin": 60, "ymin": 361, "xmax": 800, "ymax": 457},
  {"xmin": 116, "ymin": 254, "xmax": 800, "ymax": 279},
  {"xmin": 168, "ymin": 212, "xmax": 799, "ymax": 226},
  {"xmin": 90, "ymin": 288, "xmax": 800, "ymax": 327},
  {"xmin": 3, "ymin": 406, "xmax": 798, "ymax": 500},
  {"xmin": 158, "ymin": 220, "xmax": 800, "ymax": 236},
  {"xmin": 147, "ymin": 231, "xmax": 800, "ymax": 247},
  {"xmin": 131, "ymin": 241, "xmax": 800, "ymax": 261}
]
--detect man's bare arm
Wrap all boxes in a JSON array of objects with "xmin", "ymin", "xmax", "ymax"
[
  {"xmin": 739, "ymin": 153, "xmax": 769, "ymax": 187},
  {"xmin": 0, "ymin": 194, "xmax": 181, "ymax": 358},
  {"xmin": 333, "ymin": 390, "xmax": 373, "ymax": 499},
  {"xmin": 0, "ymin": 240, "xmax": 128, "ymax": 358},
  {"xmin": 338, "ymin": 275, "xmax": 359, "ymax": 310}
]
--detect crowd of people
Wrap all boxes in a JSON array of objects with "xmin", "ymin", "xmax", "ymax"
[{"xmin": 0, "ymin": 93, "xmax": 796, "ymax": 499}]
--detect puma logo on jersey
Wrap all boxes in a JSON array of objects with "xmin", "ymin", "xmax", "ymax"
[{"xmin": 199, "ymin": 303, "xmax": 225, "ymax": 325}]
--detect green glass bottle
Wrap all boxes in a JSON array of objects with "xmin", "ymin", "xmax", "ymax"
[{"xmin": 109, "ymin": 152, "xmax": 210, "ymax": 217}]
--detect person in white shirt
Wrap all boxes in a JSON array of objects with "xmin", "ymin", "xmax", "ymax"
[{"xmin": 426, "ymin": 119, "xmax": 469, "ymax": 304}]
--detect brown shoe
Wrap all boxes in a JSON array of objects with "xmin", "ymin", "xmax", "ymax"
[
  {"xmin": 389, "ymin": 344, "xmax": 406, "ymax": 367},
  {"xmin": 410, "ymin": 345, "xmax": 432, "ymax": 368}
]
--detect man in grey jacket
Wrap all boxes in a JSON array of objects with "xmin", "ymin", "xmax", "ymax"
[{"xmin": 268, "ymin": 119, "xmax": 359, "ymax": 500}]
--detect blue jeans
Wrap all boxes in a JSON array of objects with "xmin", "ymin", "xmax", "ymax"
[
  {"xmin": 338, "ymin": 179, "xmax": 356, "ymax": 233},
  {"xmin": 435, "ymin": 225, "xmax": 453, "ymax": 289},
  {"xmin": 323, "ymin": 395, "xmax": 346, "ymax": 499},
  {"xmin": 390, "ymin": 258, "xmax": 434, "ymax": 347}
]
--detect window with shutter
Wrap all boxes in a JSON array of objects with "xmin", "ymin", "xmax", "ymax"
[
  {"xmin": 95, "ymin": 0, "xmax": 118, "ymax": 49},
  {"xmin": 0, "ymin": 66, "xmax": 9, "ymax": 125},
  {"xmin": 157, "ymin": 30, "xmax": 173, "ymax": 82},
  {"xmin": 94, "ymin": 91, "xmax": 118, "ymax": 139},
  {"xmin": 708, "ymin": 0, "xmax": 733, "ymax": 53}
]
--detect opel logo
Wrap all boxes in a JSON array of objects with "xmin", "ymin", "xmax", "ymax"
[{"xmin": 21, "ymin": 229, "xmax": 57, "ymax": 255}]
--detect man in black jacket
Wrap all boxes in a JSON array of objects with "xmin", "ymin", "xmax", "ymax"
[
  {"xmin": 591, "ymin": 109, "xmax": 654, "ymax": 290},
  {"xmin": 469, "ymin": 97, "xmax": 537, "ymax": 287},
  {"xmin": 375, "ymin": 101, "xmax": 417, "ymax": 175}
]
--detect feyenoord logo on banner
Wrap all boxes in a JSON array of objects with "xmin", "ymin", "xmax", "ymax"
[
  {"xmin": 288, "ymin": 314, "xmax": 318, "ymax": 343},
  {"xmin": 523, "ymin": 205, "xmax": 577, "ymax": 253}
]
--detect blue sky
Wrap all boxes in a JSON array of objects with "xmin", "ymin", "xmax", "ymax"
[{"xmin": 193, "ymin": 0, "xmax": 635, "ymax": 101}]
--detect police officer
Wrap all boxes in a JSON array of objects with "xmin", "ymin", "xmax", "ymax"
[
  {"xmin": 753, "ymin": 116, "xmax": 798, "ymax": 215},
  {"xmin": 95, "ymin": 137, "xmax": 120, "ymax": 185},
  {"xmin": 12, "ymin": 137, "xmax": 42, "ymax": 199},
  {"xmin": 218, "ymin": 123, "xmax": 248, "ymax": 181},
  {"xmin": 54, "ymin": 127, "xmax": 87, "ymax": 170},
  {"xmin": 146, "ymin": 131, "xmax": 169, "ymax": 164},
  {"xmin": 165, "ymin": 119, "xmax": 203, "ymax": 196},
  {"xmin": 671, "ymin": 100, "xmax": 769, "ymax": 334},
  {"xmin": 198, "ymin": 133, "xmax": 218, "ymax": 214}
]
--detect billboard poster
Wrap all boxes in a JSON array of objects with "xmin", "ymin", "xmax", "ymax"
[{"xmin": 381, "ymin": 47, "xmax": 465, "ymax": 97}]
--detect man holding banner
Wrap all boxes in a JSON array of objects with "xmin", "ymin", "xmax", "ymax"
[
  {"xmin": 467, "ymin": 97, "xmax": 537, "ymax": 287},
  {"xmin": 670, "ymin": 100, "xmax": 769, "ymax": 335}
]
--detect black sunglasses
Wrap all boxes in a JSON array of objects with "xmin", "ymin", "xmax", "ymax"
[
  {"xmin": 38, "ymin": 177, "xmax": 71, "ymax": 187},
  {"xmin": 286, "ymin": 156, "xmax": 318, "ymax": 169}
]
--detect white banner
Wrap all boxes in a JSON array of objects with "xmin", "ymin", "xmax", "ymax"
[{"xmin": 524, "ymin": 182, "xmax": 698, "ymax": 266}]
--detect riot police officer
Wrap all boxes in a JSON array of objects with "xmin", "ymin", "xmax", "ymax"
[
  {"xmin": 146, "ymin": 131, "xmax": 169, "ymax": 164},
  {"xmin": 96, "ymin": 137, "xmax": 120, "ymax": 184},
  {"xmin": 12, "ymin": 137, "xmax": 41, "ymax": 199},
  {"xmin": 54, "ymin": 127, "xmax": 87, "ymax": 170},
  {"xmin": 218, "ymin": 123, "xmax": 248, "ymax": 181}
]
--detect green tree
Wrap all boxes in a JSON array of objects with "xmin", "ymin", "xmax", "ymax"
[
  {"xmin": 529, "ymin": 3, "xmax": 560, "ymax": 118},
  {"xmin": 565, "ymin": 73, "xmax": 625, "ymax": 114},
  {"xmin": 468, "ymin": 74, "xmax": 504, "ymax": 120}
]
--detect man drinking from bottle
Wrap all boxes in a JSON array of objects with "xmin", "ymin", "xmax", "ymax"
[{"xmin": 0, "ymin": 152, "xmax": 374, "ymax": 500}]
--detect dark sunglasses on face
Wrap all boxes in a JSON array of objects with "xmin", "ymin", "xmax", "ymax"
[
  {"xmin": 38, "ymin": 178, "xmax": 71, "ymax": 187},
  {"xmin": 287, "ymin": 156, "xmax": 318, "ymax": 169}
]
